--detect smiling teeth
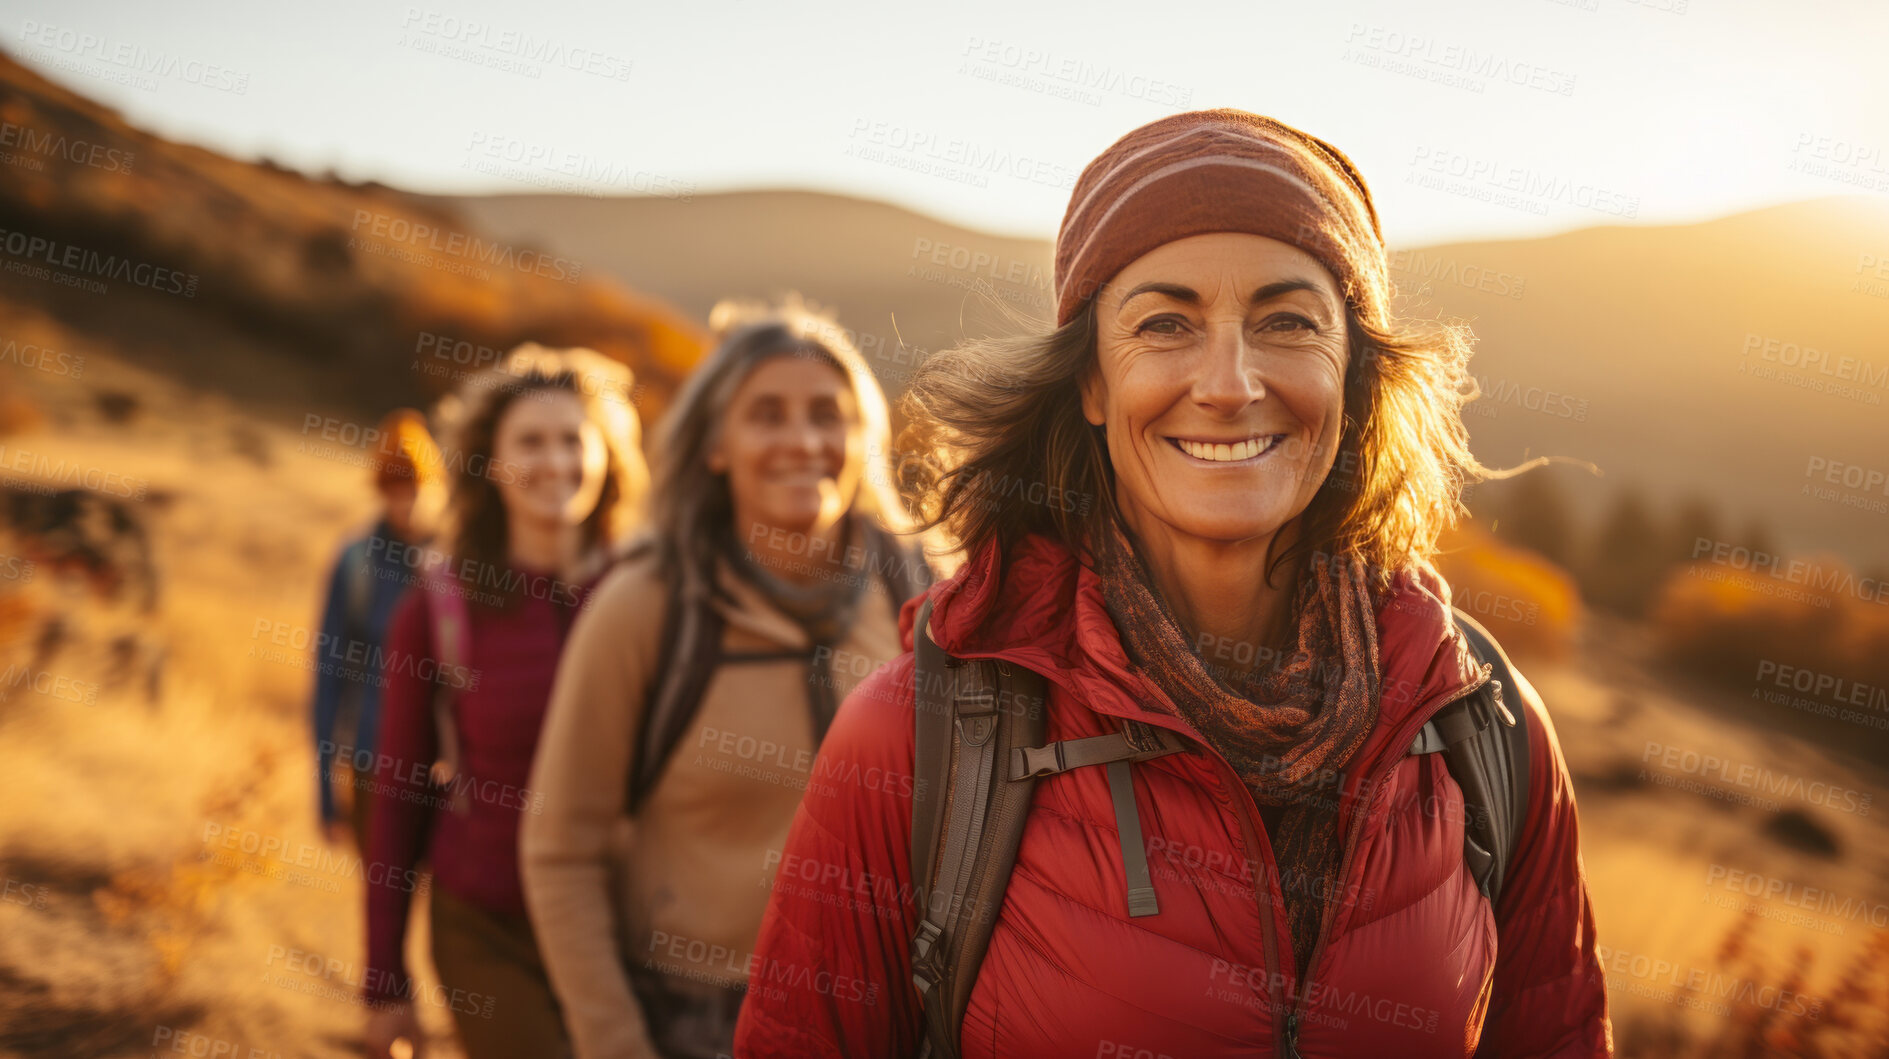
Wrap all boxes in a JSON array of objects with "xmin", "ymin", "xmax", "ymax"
[{"xmin": 1177, "ymin": 436, "xmax": 1275, "ymax": 462}]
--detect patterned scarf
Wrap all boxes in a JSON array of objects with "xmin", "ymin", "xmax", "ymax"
[
  {"xmin": 726, "ymin": 512, "xmax": 888, "ymax": 738},
  {"xmin": 729, "ymin": 512, "xmax": 873, "ymax": 647},
  {"xmin": 1093, "ymin": 516, "xmax": 1382, "ymax": 979}
]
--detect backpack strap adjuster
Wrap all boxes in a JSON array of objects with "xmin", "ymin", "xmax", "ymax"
[
  {"xmin": 1012, "ymin": 741, "xmax": 1068, "ymax": 779},
  {"xmin": 911, "ymin": 917, "xmax": 945, "ymax": 998},
  {"xmin": 955, "ymin": 677, "xmax": 1000, "ymax": 747}
]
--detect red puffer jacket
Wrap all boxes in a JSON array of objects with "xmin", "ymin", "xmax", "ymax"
[{"xmin": 734, "ymin": 532, "xmax": 1612, "ymax": 1058}]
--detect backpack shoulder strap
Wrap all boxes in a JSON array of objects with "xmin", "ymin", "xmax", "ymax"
[
  {"xmin": 626, "ymin": 538, "xmax": 866, "ymax": 814},
  {"xmin": 1407, "ymin": 608, "xmax": 1532, "ymax": 903},
  {"xmin": 343, "ymin": 536, "xmax": 376, "ymax": 640},
  {"xmin": 421, "ymin": 560, "xmax": 472, "ymax": 813},
  {"xmin": 908, "ymin": 596, "xmax": 1047, "ymax": 1059},
  {"xmin": 907, "ymin": 596, "xmax": 1186, "ymax": 1058},
  {"xmin": 909, "ymin": 595, "xmax": 955, "ymax": 918},
  {"xmin": 625, "ymin": 555, "xmax": 725, "ymax": 814}
]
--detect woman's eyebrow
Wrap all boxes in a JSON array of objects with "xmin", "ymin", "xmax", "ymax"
[
  {"xmin": 1248, "ymin": 278, "xmax": 1329, "ymax": 307},
  {"xmin": 1117, "ymin": 281, "xmax": 1197, "ymax": 308},
  {"xmin": 1117, "ymin": 278, "xmax": 1334, "ymax": 310}
]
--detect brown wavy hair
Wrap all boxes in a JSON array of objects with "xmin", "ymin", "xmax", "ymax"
[
  {"xmin": 898, "ymin": 290, "xmax": 1492, "ymax": 592},
  {"xmin": 435, "ymin": 343, "xmax": 649, "ymax": 606}
]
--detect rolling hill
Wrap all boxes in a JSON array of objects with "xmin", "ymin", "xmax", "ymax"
[
  {"xmin": 449, "ymin": 190, "xmax": 1889, "ymax": 571},
  {"xmin": 0, "ymin": 50, "xmax": 707, "ymax": 423}
]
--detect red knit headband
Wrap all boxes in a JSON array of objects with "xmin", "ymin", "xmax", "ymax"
[{"xmin": 1053, "ymin": 109, "xmax": 1389, "ymax": 329}]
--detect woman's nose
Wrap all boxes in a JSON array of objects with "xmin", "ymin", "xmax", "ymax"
[
  {"xmin": 790, "ymin": 419, "xmax": 825, "ymax": 455},
  {"xmin": 546, "ymin": 440, "xmax": 583, "ymax": 477},
  {"xmin": 1193, "ymin": 324, "xmax": 1267, "ymax": 410}
]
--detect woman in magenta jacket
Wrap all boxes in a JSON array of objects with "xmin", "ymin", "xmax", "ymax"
[
  {"xmin": 361, "ymin": 345, "xmax": 648, "ymax": 1059},
  {"xmin": 734, "ymin": 110, "xmax": 1612, "ymax": 1057}
]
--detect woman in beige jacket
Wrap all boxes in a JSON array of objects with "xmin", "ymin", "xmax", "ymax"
[{"xmin": 521, "ymin": 300, "xmax": 934, "ymax": 1059}]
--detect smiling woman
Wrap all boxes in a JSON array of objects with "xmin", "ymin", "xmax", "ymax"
[
  {"xmin": 734, "ymin": 110, "xmax": 1614, "ymax": 1059},
  {"xmin": 519, "ymin": 298, "xmax": 936, "ymax": 1059},
  {"xmin": 361, "ymin": 344, "xmax": 647, "ymax": 1059}
]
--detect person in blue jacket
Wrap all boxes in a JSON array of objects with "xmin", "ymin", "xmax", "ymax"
[{"xmin": 311, "ymin": 408, "xmax": 445, "ymax": 848}]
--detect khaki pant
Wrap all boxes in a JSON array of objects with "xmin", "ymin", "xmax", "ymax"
[{"xmin": 429, "ymin": 887, "xmax": 572, "ymax": 1059}]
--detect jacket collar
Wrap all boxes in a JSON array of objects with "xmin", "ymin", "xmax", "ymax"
[{"xmin": 900, "ymin": 532, "xmax": 1485, "ymax": 772}]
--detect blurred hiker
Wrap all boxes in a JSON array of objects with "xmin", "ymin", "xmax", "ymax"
[
  {"xmin": 312, "ymin": 408, "xmax": 444, "ymax": 849},
  {"xmin": 521, "ymin": 298, "xmax": 935, "ymax": 1059},
  {"xmin": 734, "ymin": 111, "xmax": 1613, "ymax": 1058},
  {"xmin": 362, "ymin": 345, "xmax": 649, "ymax": 1059}
]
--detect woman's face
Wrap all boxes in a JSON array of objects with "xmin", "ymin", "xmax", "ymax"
[
  {"xmin": 709, "ymin": 354, "xmax": 863, "ymax": 538},
  {"xmin": 490, "ymin": 388, "xmax": 610, "ymax": 529},
  {"xmin": 1081, "ymin": 232, "xmax": 1349, "ymax": 548}
]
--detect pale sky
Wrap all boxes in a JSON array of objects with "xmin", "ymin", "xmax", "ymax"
[{"xmin": 5, "ymin": 0, "xmax": 1885, "ymax": 245}]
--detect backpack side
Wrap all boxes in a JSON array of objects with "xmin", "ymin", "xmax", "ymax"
[{"xmin": 1408, "ymin": 608, "xmax": 1533, "ymax": 904}]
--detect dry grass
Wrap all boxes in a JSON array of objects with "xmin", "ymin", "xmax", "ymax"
[
  {"xmin": 0, "ymin": 322, "xmax": 467, "ymax": 1058},
  {"xmin": 1424, "ymin": 530, "xmax": 1889, "ymax": 1056}
]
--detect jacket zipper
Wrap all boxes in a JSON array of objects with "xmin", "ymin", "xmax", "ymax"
[
  {"xmin": 1183, "ymin": 664, "xmax": 1489, "ymax": 1057},
  {"xmin": 1111, "ymin": 671, "xmax": 1298, "ymax": 1058},
  {"xmin": 1208, "ymin": 752, "xmax": 1288, "ymax": 1051},
  {"xmin": 1281, "ymin": 663, "xmax": 1492, "ymax": 1053}
]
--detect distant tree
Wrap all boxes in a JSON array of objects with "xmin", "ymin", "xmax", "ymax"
[
  {"xmin": 1583, "ymin": 484, "xmax": 1670, "ymax": 616},
  {"xmin": 1667, "ymin": 495, "xmax": 1723, "ymax": 566},
  {"xmin": 1489, "ymin": 468, "xmax": 1579, "ymax": 571},
  {"xmin": 1739, "ymin": 520, "xmax": 1780, "ymax": 562}
]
